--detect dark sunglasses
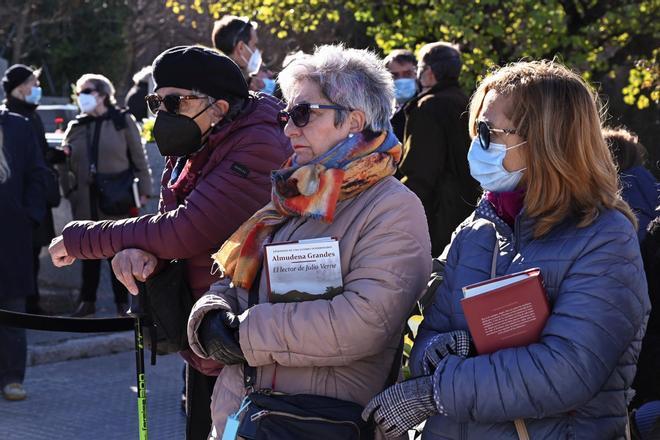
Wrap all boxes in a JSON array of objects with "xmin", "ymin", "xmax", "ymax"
[
  {"xmin": 477, "ymin": 120, "xmax": 517, "ymax": 150},
  {"xmin": 145, "ymin": 93, "xmax": 207, "ymax": 115},
  {"xmin": 76, "ymin": 88, "xmax": 96, "ymax": 96},
  {"xmin": 277, "ymin": 103, "xmax": 349, "ymax": 129}
]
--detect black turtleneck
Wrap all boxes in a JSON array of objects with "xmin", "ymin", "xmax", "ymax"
[
  {"xmin": 3, "ymin": 96, "xmax": 64, "ymax": 163},
  {"xmin": 5, "ymin": 95, "xmax": 39, "ymax": 117}
]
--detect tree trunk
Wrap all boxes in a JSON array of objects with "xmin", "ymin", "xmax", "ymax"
[{"xmin": 11, "ymin": 2, "xmax": 32, "ymax": 64}]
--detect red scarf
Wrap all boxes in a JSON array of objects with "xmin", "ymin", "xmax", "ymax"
[{"xmin": 486, "ymin": 188, "xmax": 526, "ymax": 227}]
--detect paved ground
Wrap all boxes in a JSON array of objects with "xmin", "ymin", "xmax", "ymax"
[
  {"xmin": 0, "ymin": 351, "xmax": 186, "ymax": 439},
  {"xmin": 0, "ymin": 142, "xmax": 185, "ymax": 439}
]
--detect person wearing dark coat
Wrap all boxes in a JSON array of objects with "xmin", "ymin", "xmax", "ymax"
[
  {"xmin": 2, "ymin": 64, "xmax": 65, "ymax": 314},
  {"xmin": 48, "ymin": 46, "xmax": 291, "ymax": 440},
  {"xmin": 124, "ymin": 66, "xmax": 151, "ymax": 122},
  {"xmin": 604, "ymin": 127, "xmax": 659, "ymax": 242},
  {"xmin": 630, "ymin": 216, "xmax": 660, "ymax": 438},
  {"xmin": 0, "ymin": 110, "xmax": 48, "ymax": 401},
  {"xmin": 398, "ymin": 42, "xmax": 481, "ymax": 257},
  {"xmin": 384, "ymin": 49, "xmax": 418, "ymax": 143}
]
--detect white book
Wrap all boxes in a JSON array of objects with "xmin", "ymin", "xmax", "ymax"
[{"xmin": 264, "ymin": 237, "xmax": 343, "ymax": 303}]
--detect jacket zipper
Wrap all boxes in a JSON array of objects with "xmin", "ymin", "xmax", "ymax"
[
  {"xmin": 250, "ymin": 409, "xmax": 361, "ymax": 435},
  {"xmin": 513, "ymin": 214, "xmax": 522, "ymax": 254}
]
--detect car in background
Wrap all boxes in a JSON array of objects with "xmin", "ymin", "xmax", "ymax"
[{"xmin": 36, "ymin": 103, "xmax": 78, "ymax": 148}]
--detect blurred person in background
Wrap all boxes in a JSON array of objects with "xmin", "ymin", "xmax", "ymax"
[
  {"xmin": 2, "ymin": 64, "xmax": 65, "ymax": 315},
  {"xmin": 604, "ymin": 126, "xmax": 659, "ymax": 242},
  {"xmin": 125, "ymin": 66, "xmax": 153, "ymax": 123},
  {"xmin": 0, "ymin": 109, "xmax": 48, "ymax": 401},
  {"xmin": 631, "ymin": 215, "xmax": 660, "ymax": 419},
  {"xmin": 212, "ymin": 15, "xmax": 266, "ymax": 92},
  {"xmin": 384, "ymin": 49, "xmax": 417, "ymax": 142},
  {"xmin": 58, "ymin": 73, "xmax": 152, "ymax": 317},
  {"xmin": 398, "ymin": 42, "xmax": 480, "ymax": 257},
  {"xmin": 49, "ymin": 46, "xmax": 291, "ymax": 439}
]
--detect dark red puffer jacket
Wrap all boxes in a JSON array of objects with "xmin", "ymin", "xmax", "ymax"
[{"xmin": 62, "ymin": 93, "xmax": 291, "ymax": 375}]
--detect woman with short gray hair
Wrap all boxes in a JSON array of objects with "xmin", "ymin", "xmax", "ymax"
[
  {"xmin": 61, "ymin": 73, "xmax": 152, "ymax": 317},
  {"xmin": 277, "ymin": 44, "xmax": 394, "ymax": 134},
  {"xmin": 187, "ymin": 44, "xmax": 431, "ymax": 439}
]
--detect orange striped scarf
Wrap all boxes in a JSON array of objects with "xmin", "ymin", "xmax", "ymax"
[{"xmin": 211, "ymin": 131, "xmax": 402, "ymax": 289}]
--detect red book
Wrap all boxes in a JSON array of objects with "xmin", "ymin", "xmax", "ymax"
[{"xmin": 460, "ymin": 268, "xmax": 550, "ymax": 354}]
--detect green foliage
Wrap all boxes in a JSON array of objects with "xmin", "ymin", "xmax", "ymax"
[
  {"xmin": 167, "ymin": 0, "xmax": 659, "ymax": 109},
  {"xmin": 622, "ymin": 48, "xmax": 659, "ymax": 110},
  {"xmin": 40, "ymin": 1, "xmax": 132, "ymax": 96},
  {"xmin": 141, "ymin": 118, "xmax": 155, "ymax": 142},
  {"xmin": 1, "ymin": 0, "xmax": 132, "ymax": 97}
]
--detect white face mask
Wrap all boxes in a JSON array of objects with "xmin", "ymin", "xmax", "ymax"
[
  {"xmin": 467, "ymin": 137, "xmax": 527, "ymax": 192},
  {"xmin": 244, "ymin": 46, "xmax": 262, "ymax": 75},
  {"xmin": 77, "ymin": 93, "xmax": 98, "ymax": 114}
]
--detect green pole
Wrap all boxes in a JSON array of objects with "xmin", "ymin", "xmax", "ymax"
[
  {"xmin": 134, "ymin": 316, "xmax": 148, "ymax": 440},
  {"xmin": 131, "ymin": 285, "xmax": 149, "ymax": 440}
]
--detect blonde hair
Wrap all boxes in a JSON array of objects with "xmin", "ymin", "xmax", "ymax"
[
  {"xmin": 0, "ymin": 128, "xmax": 9, "ymax": 183},
  {"xmin": 468, "ymin": 60, "xmax": 636, "ymax": 237}
]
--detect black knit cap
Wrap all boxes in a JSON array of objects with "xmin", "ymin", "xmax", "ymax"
[
  {"xmin": 152, "ymin": 45, "xmax": 248, "ymax": 100},
  {"xmin": 2, "ymin": 64, "xmax": 35, "ymax": 95}
]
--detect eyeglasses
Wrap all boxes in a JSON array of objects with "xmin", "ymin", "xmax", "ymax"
[
  {"xmin": 76, "ymin": 88, "xmax": 96, "ymax": 96},
  {"xmin": 145, "ymin": 93, "xmax": 207, "ymax": 115},
  {"xmin": 277, "ymin": 103, "xmax": 350, "ymax": 129},
  {"xmin": 477, "ymin": 120, "xmax": 517, "ymax": 150}
]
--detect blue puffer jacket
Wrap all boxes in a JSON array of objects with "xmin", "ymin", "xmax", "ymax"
[
  {"xmin": 410, "ymin": 198, "xmax": 650, "ymax": 440},
  {"xmin": 619, "ymin": 165, "xmax": 659, "ymax": 242}
]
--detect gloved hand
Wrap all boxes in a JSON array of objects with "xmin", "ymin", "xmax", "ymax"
[
  {"xmin": 198, "ymin": 309, "xmax": 245, "ymax": 364},
  {"xmin": 362, "ymin": 376, "xmax": 438, "ymax": 438},
  {"xmin": 422, "ymin": 330, "xmax": 472, "ymax": 375}
]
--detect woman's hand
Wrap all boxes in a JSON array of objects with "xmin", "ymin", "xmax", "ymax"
[
  {"xmin": 198, "ymin": 309, "xmax": 245, "ymax": 364},
  {"xmin": 111, "ymin": 248, "xmax": 158, "ymax": 295},
  {"xmin": 362, "ymin": 376, "xmax": 438, "ymax": 438},
  {"xmin": 49, "ymin": 236, "xmax": 76, "ymax": 267},
  {"xmin": 422, "ymin": 330, "xmax": 473, "ymax": 375}
]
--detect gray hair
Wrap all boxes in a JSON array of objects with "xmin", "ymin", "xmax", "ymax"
[
  {"xmin": 0, "ymin": 129, "xmax": 9, "ymax": 183},
  {"xmin": 278, "ymin": 44, "xmax": 394, "ymax": 133},
  {"xmin": 76, "ymin": 73, "xmax": 116, "ymax": 106},
  {"xmin": 132, "ymin": 66, "xmax": 152, "ymax": 85}
]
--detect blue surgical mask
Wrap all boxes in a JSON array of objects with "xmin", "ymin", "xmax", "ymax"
[
  {"xmin": 77, "ymin": 93, "xmax": 98, "ymax": 114},
  {"xmin": 244, "ymin": 46, "xmax": 262, "ymax": 75},
  {"xmin": 261, "ymin": 78, "xmax": 276, "ymax": 96},
  {"xmin": 394, "ymin": 78, "xmax": 417, "ymax": 103},
  {"xmin": 467, "ymin": 137, "xmax": 527, "ymax": 192},
  {"xmin": 25, "ymin": 86, "xmax": 42, "ymax": 105}
]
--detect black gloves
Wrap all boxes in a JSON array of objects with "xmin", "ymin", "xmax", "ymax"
[{"xmin": 198, "ymin": 309, "xmax": 245, "ymax": 365}]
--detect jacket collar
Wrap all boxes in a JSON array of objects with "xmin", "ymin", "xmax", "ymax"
[
  {"xmin": 474, "ymin": 197, "xmax": 536, "ymax": 245},
  {"xmin": 4, "ymin": 96, "xmax": 38, "ymax": 116},
  {"xmin": 404, "ymin": 77, "xmax": 461, "ymax": 113}
]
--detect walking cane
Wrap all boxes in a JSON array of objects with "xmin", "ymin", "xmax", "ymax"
[{"xmin": 129, "ymin": 283, "xmax": 149, "ymax": 440}]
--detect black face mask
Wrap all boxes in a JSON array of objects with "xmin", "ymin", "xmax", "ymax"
[{"xmin": 153, "ymin": 102, "xmax": 216, "ymax": 157}]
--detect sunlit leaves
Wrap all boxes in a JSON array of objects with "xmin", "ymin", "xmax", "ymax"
[{"xmin": 166, "ymin": 0, "xmax": 658, "ymax": 110}]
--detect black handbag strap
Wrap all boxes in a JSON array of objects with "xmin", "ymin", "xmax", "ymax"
[
  {"xmin": 86, "ymin": 119, "xmax": 103, "ymax": 220},
  {"xmin": 243, "ymin": 269, "xmax": 261, "ymax": 389}
]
